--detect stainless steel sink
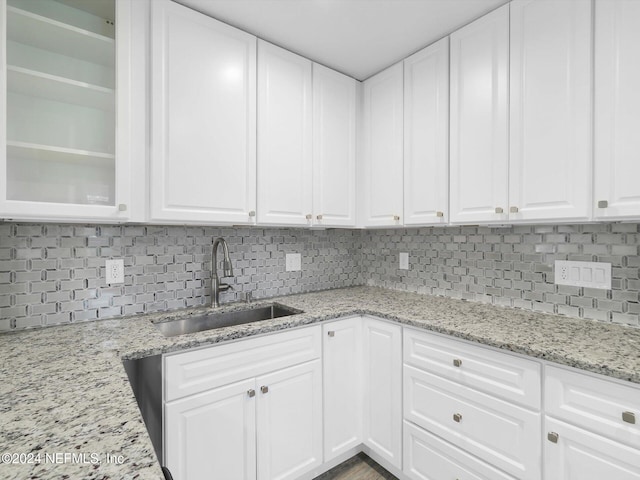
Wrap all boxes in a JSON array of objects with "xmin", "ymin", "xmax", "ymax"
[{"xmin": 153, "ymin": 304, "xmax": 302, "ymax": 337}]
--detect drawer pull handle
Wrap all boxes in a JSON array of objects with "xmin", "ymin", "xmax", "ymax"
[
  {"xmin": 453, "ymin": 413, "xmax": 462, "ymax": 423},
  {"xmin": 547, "ymin": 432, "xmax": 559, "ymax": 443},
  {"xmin": 317, "ymin": 214, "xmax": 323, "ymax": 220},
  {"xmin": 327, "ymin": 331, "xmax": 335, "ymax": 337},
  {"xmin": 453, "ymin": 359, "xmax": 462, "ymax": 368},
  {"xmin": 436, "ymin": 211, "xmax": 444, "ymax": 218},
  {"xmin": 260, "ymin": 385, "xmax": 269, "ymax": 394},
  {"xmin": 247, "ymin": 389, "xmax": 255, "ymax": 398},
  {"xmin": 598, "ymin": 200, "xmax": 608, "ymax": 208},
  {"xmin": 510, "ymin": 206, "xmax": 519, "ymax": 213},
  {"xmin": 393, "ymin": 215, "xmax": 400, "ymax": 221},
  {"xmin": 305, "ymin": 214, "xmax": 312, "ymax": 220},
  {"xmin": 623, "ymin": 411, "xmax": 636, "ymax": 424},
  {"xmin": 495, "ymin": 207, "xmax": 504, "ymax": 214},
  {"xmin": 248, "ymin": 210, "xmax": 256, "ymax": 217}
]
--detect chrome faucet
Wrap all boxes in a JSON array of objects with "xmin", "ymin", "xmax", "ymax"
[{"xmin": 211, "ymin": 237, "xmax": 234, "ymax": 307}]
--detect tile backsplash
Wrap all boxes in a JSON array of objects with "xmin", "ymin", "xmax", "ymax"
[
  {"xmin": 361, "ymin": 223, "xmax": 640, "ymax": 327},
  {"xmin": 0, "ymin": 224, "xmax": 361, "ymax": 330},
  {"xmin": 1, "ymin": 222, "xmax": 639, "ymax": 331}
]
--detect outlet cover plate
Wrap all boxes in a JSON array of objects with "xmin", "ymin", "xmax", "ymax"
[
  {"xmin": 554, "ymin": 260, "xmax": 611, "ymax": 289},
  {"xmin": 399, "ymin": 252, "xmax": 409, "ymax": 270},
  {"xmin": 105, "ymin": 259, "xmax": 124, "ymax": 284},
  {"xmin": 285, "ymin": 253, "xmax": 301, "ymax": 272}
]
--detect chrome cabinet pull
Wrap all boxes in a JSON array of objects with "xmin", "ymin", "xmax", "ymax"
[
  {"xmin": 316, "ymin": 214, "xmax": 323, "ymax": 220},
  {"xmin": 510, "ymin": 206, "xmax": 519, "ymax": 213},
  {"xmin": 118, "ymin": 204, "xmax": 127, "ymax": 212},
  {"xmin": 436, "ymin": 211, "xmax": 444, "ymax": 218},
  {"xmin": 305, "ymin": 214, "xmax": 312, "ymax": 220},
  {"xmin": 623, "ymin": 411, "xmax": 636, "ymax": 424},
  {"xmin": 248, "ymin": 210, "xmax": 256, "ymax": 217},
  {"xmin": 247, "ymin": 389, "xmax": 255, "ymax": 398},
  {"xmin": 393, "ymin": 215, "xmax": 400, "ymax": 221},
  {"xmin": 453, "ymin": 413, "xmax": 462, "ymax": 423},
  {"xmin": 327, "ymin": 331, "xmax": 335, "ymax": 337},
  {"xmin": 598, "ymin": 200, "xmax": 608, "ymax": 208},
  {"xmin": 453, "ymin": 359, "xmax": 462, "ymax": 368},
  {"xmin": 547, "ymin": 432, "xmax": 559, "ymax": 443},
  {"xmin": 495, "ymin": 207, "xmax": 504, "ymax": 214},
  {"xmin": 260, "ymin": 385, "xmax": 269, "ymax": 394}
]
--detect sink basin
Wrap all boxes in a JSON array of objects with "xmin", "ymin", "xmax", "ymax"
[{"xmin": 153, "ymin": 304, "xmax": 302, "ymax": 337}]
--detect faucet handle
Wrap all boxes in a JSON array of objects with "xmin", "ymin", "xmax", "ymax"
[{"xmin": 218, "ymin": 283, "xmax": 234, "ymax": 292}]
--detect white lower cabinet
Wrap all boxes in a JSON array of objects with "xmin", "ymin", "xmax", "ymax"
[
  {"xmin": 165, "ymin": 379, "xmax": 257, "ymax": 480},
  {"xmin": 323, "ymin": 317, "xmax": 363, "ymax": 461},
  {"xmin": 362, "ymin": 317, "xmax": 403, "ymax": 470},
  {"xmin": 544, "ymin": 417, "xmax": 640, "ymax": 480},
  {"xmin": 256, "ymin": 360, "xmax": 322, "ymax": 480},
  {"xmin": 403, "ymin": 327, "xmax": 541, "ymax": 480},
  {"xmin": 404, "ymin": 365, "xmax": 541, "ymax": 480},
  {"xmin": 403, "ymin": 421, "xmax": 516, "ymax": 480},
  {"xmin": 164, "ymin": 326, "xmax": 322, "ymax": 480}
]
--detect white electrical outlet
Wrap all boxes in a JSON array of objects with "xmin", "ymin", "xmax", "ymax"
[
  {"xmin": 554, "ymin": 260, "xmax": 611, "ymax": 289},
  {"xmin": 285, "ymin": 253, "xmax": 301, "ymax": 272},
  {"xmin": 105, "ymin": 259, "xmax": 124, "ymax": 284},
  {"xmin": 399, "ymin": 252, "xmax": 409, "ymax": 270}
]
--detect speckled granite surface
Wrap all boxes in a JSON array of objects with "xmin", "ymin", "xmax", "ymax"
[{"xmin": 2, "ymin": 286, "xmax": 640, "ymax": 479}]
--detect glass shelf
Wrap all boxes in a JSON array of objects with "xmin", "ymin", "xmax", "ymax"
[{"xmin": 7, "ymin": 65, "xmax": 114, "ymax": 111}]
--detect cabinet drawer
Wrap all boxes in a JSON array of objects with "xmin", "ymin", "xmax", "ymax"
[
  {"xmin": 544, "ymin": 416, "xmax": 640, "ymax": 480},
  {"xmin": 404, "ymin": 365, "xmax": 541, "ymax": 480},
  {"xmin": 404, "ymin": 327, "xmax": 541, "ymax": 409},
  {"xmin": 165, "ymin": 326, "xmax": 321, "ymax": 401},
  {"xmin": 404, "ymin": 421, "xmax": 516, "ymax": 480},
  {"xmin": 545, "ymin": 365, "xmax": 640, "ymax": 447}
]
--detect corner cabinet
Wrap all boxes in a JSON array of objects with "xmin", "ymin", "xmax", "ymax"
[
  {"xmin": 594, "ymin": 0, "xmax": 640, "ymax": 220},
  {"xmin": 449, "ymin": 4, "xmax": 509, "ymax": 225},
  {"xmin": 362, "ymin": 317, "xmax": 402, "ymax": 470},
  {"xmin": 0, "ymin": 0, "xmax": 142, "ymax": 222},
  {"xmin": 257, "ymin": 40, "xmax": 313, "ymax": 226},
  {"xmin": 312, "ymin": 64, "xmax": 357, "ymax": 228},
  {"xmin": 509, "ymin": 0, "xmax": 592, "ymax": 223},
  {"xmin": 360, "ymin": 62, "xmax": 404, "ymax": 228},
  {"xmin": 150, "ymin": 0, "xmax": 257, "ymax": 225},
  {"xmin": 403, "ymin": 37, "xmax": 449, "ymax": 226}
]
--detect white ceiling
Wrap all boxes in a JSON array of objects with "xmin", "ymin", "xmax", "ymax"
[{"xmin": 177, "ymin": 0, "xmax": 510, "ymax": 81}]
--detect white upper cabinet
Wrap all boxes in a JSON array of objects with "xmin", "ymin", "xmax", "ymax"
[
  {"xmin": 0, "ymin": 0, "xmax": 140, "ymax": 222},
  {"xmin": 594, "ymin": 0, "xmax": 640, "ymax": 220},
  {"xmin": 150, "ymin": 0, "xmax": 256, "ymax": 224},
  {"xmin": 449, "ymin": 5, "xmax": 509, "ymax": 225},
  {"xmin": 361, "ymin": 62, "xmax": 404, "ymax": 227},
  {"xmin": 257, "ymin": 40, "xmax": 313, "ymax": 226},
  {"xmin": 403, "ymin": 37, "xmax": 449, "ymax": 226},
  {"xmin": 509, "ymin": 0, "xmax": 592, "ymax": 223},
  {"xmin": 312, "ymin": 63, "xmax": 357, "ymax": 227}
]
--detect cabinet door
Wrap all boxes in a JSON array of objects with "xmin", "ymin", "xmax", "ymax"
[
  {"xmin": 150, "ymin": 0, "xmax": 257, "ymax": 224},
  {"xmin": 312, "ymin": 63, "xmax": 357, "ymax": 227},
  {"xmin": 545, "ymin": 417, "xmax": 640, "ymax": 480},
  {"xmin": 323, "ymin": 317, "xmax": 362, "ymax": 461},
  {"xmin": 362, "ymin": 317, "xmax": 402, "ymax": 470},
  {"xmin": 404, "ymin": 37, "xmax": 449, "ymax": 225},
  {"xmin": 0, "ymin": 0, "xmax": 135, "ymax": 221},
  {"xmin": 594, "ymin": 0, "xmax": 640, "ymax": 220},
  {"xmin": 509, "ymin": 0, "xmax": 592, "ymax": 222},
  {"xmin": 361, "ymin": 63, "xmax": 404, "ymax": 227},
  {"xmin": 450, "ymin": 5, "xmax": 509, "ymax": 224},
  {"xmin": 256, "ymin": 360, "xmax": 322, "ymax": 480},
  {"xmin": 165, "ymin": 379, "xmax": 257, "ymax": 480},
  {"xmin": 257, "ymin": 40, "xmax": 313, "ymax": 226}
]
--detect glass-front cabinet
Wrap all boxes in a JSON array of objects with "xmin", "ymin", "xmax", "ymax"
[{"xmin": 0, "ymin": 0, "xmax": 138, "ymax": 222}]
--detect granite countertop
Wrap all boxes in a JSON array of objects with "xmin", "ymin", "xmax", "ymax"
[{"xmin": 2, "ymin": 285, "xmax": 640, "ymax": 479}]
